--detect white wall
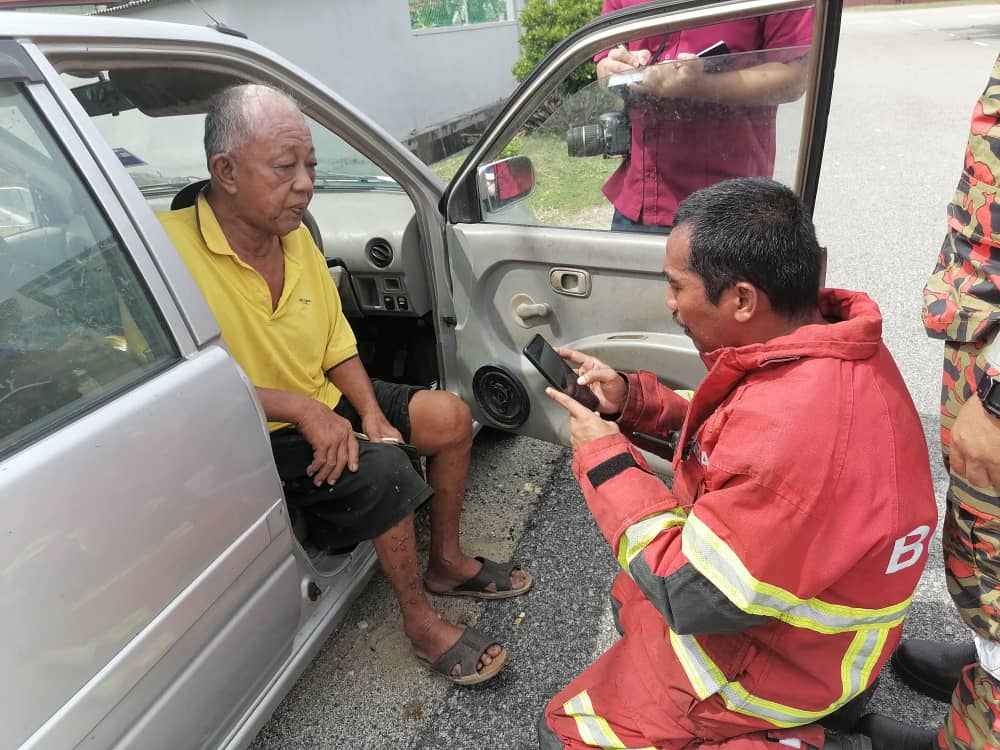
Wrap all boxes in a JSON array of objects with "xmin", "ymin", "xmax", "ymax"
[{"xmin": 108, "ymin": 0, "xmax": 523, "ymax": 140}]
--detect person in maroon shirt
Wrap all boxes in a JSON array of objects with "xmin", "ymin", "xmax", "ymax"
[{"xmin": 595, "ymin": 3, "xmax": 814, "ymax": 232}]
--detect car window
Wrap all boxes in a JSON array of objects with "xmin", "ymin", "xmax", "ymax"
[
  {"xmin": 0, "ymin": 82, "xmax": 178, "ymax": 453},
  {"xmin": 64, "ymin": 72, "xmax": 398, "ymax": 198},
  {"xmin": 457, "ymin": 10, "xmax": 815, "ymax": 231}
]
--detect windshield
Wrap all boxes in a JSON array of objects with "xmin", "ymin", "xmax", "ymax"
[{"xmin": 64, "ymin": 74, "xmax": 398, "ymax": 194}]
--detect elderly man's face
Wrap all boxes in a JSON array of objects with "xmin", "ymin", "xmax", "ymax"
[{"xmin": 231, "ymin": 102, "xmax": 315, "ymax": 237}]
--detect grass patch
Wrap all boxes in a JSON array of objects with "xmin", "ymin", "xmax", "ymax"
[
  {"xmin": 429, "ymin": 148, "xmax": 471, "ymax": 183},
  {"xmin": 429, "ymin": 135, "xmax": 617, "ymax": 226}
]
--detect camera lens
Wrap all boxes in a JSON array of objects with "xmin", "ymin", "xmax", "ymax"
[{"xmin": 566, "ymin": 124, "xmax": 605, "ymax": 157}]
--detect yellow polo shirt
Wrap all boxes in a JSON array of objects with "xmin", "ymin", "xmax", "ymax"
[{"xmin": 159, "ymin": 193, "xmax": 358, "ymax": 430}]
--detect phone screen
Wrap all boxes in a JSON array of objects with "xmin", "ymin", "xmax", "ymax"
[
  {"xmin": 696, "ymin": 40, "xmax": 730, "ymax": 58},
  {"xmin": 523, "ymin": 334, "xmax": 599, "ymax": 410}
]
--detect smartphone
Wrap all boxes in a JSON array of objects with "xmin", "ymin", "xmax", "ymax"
[
  {"xmin": 696, "ymin": 40, "xmax": 730, "ymax": 58},
  {"xmin": 523, "ymin": 334, "xmax": 599, "ymax": 410}
]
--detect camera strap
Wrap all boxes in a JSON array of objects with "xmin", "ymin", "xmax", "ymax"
[{"xmin": 649, "ymin": 35, "xmax": 670, "ymax": 65}]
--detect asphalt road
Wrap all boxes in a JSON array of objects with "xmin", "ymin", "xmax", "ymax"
[{"xmin": 250, "ymin": 6, "xmax": 1000, "ymax": 749}]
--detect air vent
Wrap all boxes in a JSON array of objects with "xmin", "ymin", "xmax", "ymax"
[{"xmin": 366, "ymin": 238, "xmax": 393, "ymax": 268}]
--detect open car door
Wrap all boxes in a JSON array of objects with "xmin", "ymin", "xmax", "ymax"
[{"xmin": 440, "ymin": 0, "xmax": 841, "ymax": 447}]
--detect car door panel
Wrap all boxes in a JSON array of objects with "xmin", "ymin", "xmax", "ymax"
[
  {"xmin": 1, "ymin": 57, "xmax": 301, "ymax": 749},
  {"xmin": 447, "ymin": 222, "xmax": 703, "ymax": 444},
  {"xmin": 443, "ymin": 0, "xmax": 840, "ymax": 445},
  {"xmin": 89, "ymin": 553, "xmax": 301, "ymax": 750},
  {"xmin": 2, "ymin": 349, "xmax": 294, "ymax": 750}
]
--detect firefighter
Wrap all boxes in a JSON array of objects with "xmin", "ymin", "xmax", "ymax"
[{"xmin": 540, "ymin": 177, "xmax": 938, "ymax": 750}]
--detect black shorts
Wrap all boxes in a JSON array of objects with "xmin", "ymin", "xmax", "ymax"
[{"xmin": 269, "ymin": 380, "xmax": 432, "ymax": 550}]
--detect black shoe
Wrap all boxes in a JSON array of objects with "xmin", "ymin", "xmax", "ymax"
[
  {"xmin": 821, "ymin": 677, "xmax": 880, "ymax": 733},
  {"xmin": 854, "ymin": 714, "xmax": 936, "ymax": 750},
  {"xmin": 891, "ymin": 639, "xmax": 976, "ymax": 703},
  {"xmin": 823, "ymin": 731, "xmax": 873, "ymax": 750}
]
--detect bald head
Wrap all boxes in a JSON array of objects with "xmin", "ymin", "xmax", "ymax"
[
  {"xmin": 201, "ymin": 83, "xmax": 316, "ymax": 240},
  {"xmin": 204, "ymin": 83, "xmax": 304, "ymax": 162}
]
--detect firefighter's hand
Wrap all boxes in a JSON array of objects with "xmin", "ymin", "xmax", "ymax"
[
  {"xmin": 950, "ymin": 394, "xmax": 1000, "ymax": 489},
  {"xmin": 547, "ymin": 386, "xmax": 621, "ymax": 449},
  {"xmin": 554, "ymin": 346, "xmax": 628, "ymax": 415}
]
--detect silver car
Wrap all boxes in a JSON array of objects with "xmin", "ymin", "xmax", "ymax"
[{"xmin": 0, "ymin": 1, "xmax": 839, "ymax": 747}]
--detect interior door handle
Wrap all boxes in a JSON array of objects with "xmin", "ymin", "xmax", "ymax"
[
  {"xmin": 510, "ymin": 293, "xmax": 551, "ymax": 327},
  {"xmin": 549, "ymin": 267, "xmax": 591, "ymax": 297},
  {"xmin": 515, "ymin": 302, "xmax": 550, "ymax": 318}
]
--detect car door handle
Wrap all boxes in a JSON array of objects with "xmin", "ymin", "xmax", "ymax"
[{"xmin": 549, "ymin": 267, "xmax": 591, "ymax": 298}]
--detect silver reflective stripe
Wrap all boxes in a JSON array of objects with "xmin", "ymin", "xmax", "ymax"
[
  {"xmin": 617, "ymin": 509, "xmax": 686, "ymax": 570},
  {"xmin": 682, "ymin": 513, "xmax": 909, "ymax": 633},
  {"xmin": 668, "ymin": 629, "xmax": 726, "ymax": 700},
  {"xmin": 563, "ymin": 691, "xmax": 656, "ymax": 750}
]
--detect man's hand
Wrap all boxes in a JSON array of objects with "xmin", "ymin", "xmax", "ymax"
[
  {"xmin": 296, "ymin": 400, "xmax": 360, "ymax": 486},
  {"xmin": 596, "ymin": 45, "xmax": 652, "ymax": 79},
  {"xmin": 951, "ymin": 394, "xmax": 1000, "ymax": 489},
  {"xmin": 546, "ymin": 386, "xmax": 621, "ymax": 449},
  {"xmin": 555, "ymin": 347, "xmax": 628, "ymax": 416},
  {"xmin": 359, "ymin": 410, "xmax": 404, "ymax": 446},
  {"xmin": 630, "ymin": 53, "xmax": 703, "ymax": 99}
]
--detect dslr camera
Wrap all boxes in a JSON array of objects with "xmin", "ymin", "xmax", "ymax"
[{"xmin": 566, "ymin": 76, "xmax": 637, "ymax": 158}]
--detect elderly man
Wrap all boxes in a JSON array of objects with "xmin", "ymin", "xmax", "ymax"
[
  {"xmin": 159, "ymin": 83, "xmax": 530, "ymax": 686},
  {"xmin": 539, "ymin": 178, "xmax": 937, "ymax": 749}
]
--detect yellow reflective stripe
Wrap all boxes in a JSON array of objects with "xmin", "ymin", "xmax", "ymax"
[
  {"xmin": 682, "ymin": 513, "xmax": 911, "ymax": 633},
  {"xmin": 563, "ymin": 690, "xmax": 656, "ymax": 750},
  {"xmin": 616, "ymin": 509, "xmax": 688, "ymax": 570},
  {"xmin": 669, "ymin": 626, "xmax": 888, "ymax": 728}
]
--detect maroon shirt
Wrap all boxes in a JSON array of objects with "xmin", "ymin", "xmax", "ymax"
[{"xmin": 596, "ymin": 4, "xmax": 814, "ymax": 226}]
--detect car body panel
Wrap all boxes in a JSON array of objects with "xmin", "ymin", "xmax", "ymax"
[{"xmin": 2, "ymin": 349, "xmax": 292, "ymax": 749}]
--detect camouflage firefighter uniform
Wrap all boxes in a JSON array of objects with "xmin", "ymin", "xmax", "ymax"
[{"xmin": 921, "ymin": 53, "xmax": 1000, "ymax": 750}]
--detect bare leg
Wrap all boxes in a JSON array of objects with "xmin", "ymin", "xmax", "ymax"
[
  {"xmin": 407, "ymin": 390, "xmax": 530, "ymax": 593},
  {"xmin": 372, "ymin": 512, "xmax": 502, "ymax": 677}
]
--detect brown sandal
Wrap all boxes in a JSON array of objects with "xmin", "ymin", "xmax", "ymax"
[
  {"xmin": 417, "ymin": 627, "xmax": 508, "ymax": 685},
  {"xmin": 426, "ymin": 556, "xmax": 534, "ymax": 600}
]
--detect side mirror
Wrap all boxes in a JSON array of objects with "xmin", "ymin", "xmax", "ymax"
[{"xmin": 478, "ymin": 155, "xmax": 535, "ymax": 213}]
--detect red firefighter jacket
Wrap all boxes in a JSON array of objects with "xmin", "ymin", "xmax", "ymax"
[{"xmin": 572, "ymin": 289, "xmax": 938, "ymax": 733}]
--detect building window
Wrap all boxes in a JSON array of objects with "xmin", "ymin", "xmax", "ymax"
[{"xmin": 409, "ymin": 0, "xmax": 510, "ymax": 29}]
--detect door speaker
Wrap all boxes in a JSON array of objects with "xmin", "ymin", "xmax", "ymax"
[{"xmin": 472, "ymin": 365, "xmax": 530, "ymax": 429}]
